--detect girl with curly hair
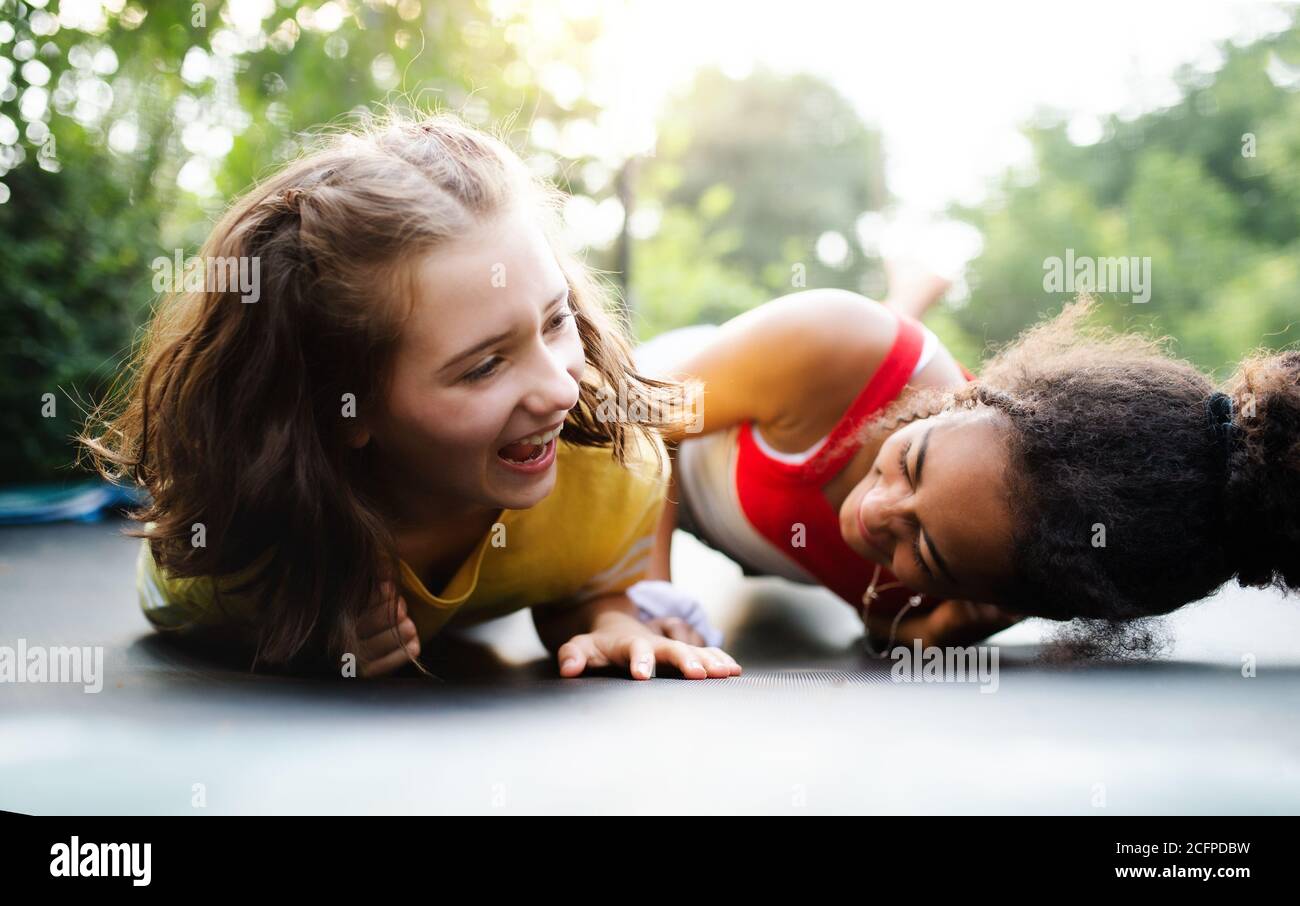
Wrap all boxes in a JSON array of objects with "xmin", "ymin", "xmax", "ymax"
[{"xmin": 642, "ymin": 290, "xmax": 1298, "ymax": 651}]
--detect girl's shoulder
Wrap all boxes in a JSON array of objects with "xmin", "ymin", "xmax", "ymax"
[
  {"xmin": 515, "ymin": 434, "xmax": 667, "ymax": 565},
  {"xmin": 729, "ymin": 290, "xmax": 902, "ymax": 448},
  {"xmin": 550, "ymin": 431, "xmax": 668, "ymax": 513},
  {"xmin": 657, "ymin": 290, "xmax": 900, "ymax": 442},
  {"xmin": 483, "ymin": 435, "xmax": 668, "ymax": 604}
]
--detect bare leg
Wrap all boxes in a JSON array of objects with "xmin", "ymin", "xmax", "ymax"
[{"xmin": 882, "ymin": 256, "xmax": 953, "ymax": 321}]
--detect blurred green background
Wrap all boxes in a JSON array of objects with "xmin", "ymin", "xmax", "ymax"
[{"xmin": 2, "ymin": 0, "xmax": 1298, "ymax": 484}]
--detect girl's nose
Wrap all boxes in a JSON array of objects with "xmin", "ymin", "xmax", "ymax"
[
  {"xmin": 523, "ymin": 345, "xmax": 581, "ymax": 417},
  {"xmin": 861, "ymin": 480, "xmax": 911, "ymax": 535}
]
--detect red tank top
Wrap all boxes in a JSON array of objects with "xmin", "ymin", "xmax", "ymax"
[{"xmin": 733, "ymin": 314, "xmax": 974, "ymax": 615}]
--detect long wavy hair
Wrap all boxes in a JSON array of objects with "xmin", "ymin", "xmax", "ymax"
[
  {"xmin": 78, "ymin": 112, "xmax": 686, "ymax": 672},
  {"xmin": 860, "ymin": 298, "xmax": 1300, "ymax": 624}
]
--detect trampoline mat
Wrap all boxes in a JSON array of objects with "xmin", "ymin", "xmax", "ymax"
[{"xmin": 2, "ymin": 518, "xmax": 1299, "ymax": 814}]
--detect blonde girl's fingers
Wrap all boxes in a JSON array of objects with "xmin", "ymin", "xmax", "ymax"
[
  {"xmin": 660, "ymin": 640, "xmax": 732, "ymax": 678},
  {"xmin": 359, "ymin": 647, "xmax": 410, "ymax": 679},
  {"xmin": 359, "ymin": 636, "xmax": 421, "ymax": 678},
  {"xmin": 360, "ymin": 618, "xmax": 416, "ymax": 654},
  {"xmin": 361, "ymin": 617, "xmax": 417, "ymax": 653},
  {"xmin": 358, "ymin": 621, "xmax": 419, "ymax": 664},
  {"xmin": 556, "ymin": 638, "xmax": 587, "ymax": 678},
  {"xmin": 647, "ymin": 617, "xmax": 702, "ymax": 645},
  {"xmin": 651, "ymin": 640, "xmax": 709, "ymax": 680},
  {"xmin": 356, "ymin": 609, "xmax": 385, "ymax": 638},
  {"xmin": 664, "ymin": 618, "xmax": 707, "ymax": 646},
  {"xmin": 705, "ymin": 647, "xmax": 743, "ymax": 675},
  {"xmin": 361, "ymin": 612, "xmax": 416, "ymax": 647},
  {"xmin": 625, "ymin": 636, "xmax": 659, "ymax": 680},
  {"xmin": 665, "ymin": 642, "xmax": 738, "ymax": 679},
  {"xmin": 373, "ymin": 616, "xmax": 418, "ymax": 647},
  {"xmin": 557, "ymin": 634, "xmax": 608, "ymax": 678},
  {"xmin": 358, "ymin": 587, "xmax": 406, "ymax": 639},
  {"xmin": 642, "ymin": 617, "xmax": 667, "ymax": 635},
  {"xmin": 690, "ymin": 646, "xmax": 737, "ymax": 678},
  {"xmin": 356, "ymin": 589, "xmax": 393, "ymax": 636}
]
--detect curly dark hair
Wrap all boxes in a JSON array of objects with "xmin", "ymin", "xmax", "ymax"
[{"xmin": 878, "ymin": 299, "xmax": 1300, "ymax": 623}]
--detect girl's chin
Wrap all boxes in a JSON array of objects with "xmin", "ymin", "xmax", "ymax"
[{"xmin": 487, "ymin": 468, "xmax": 557, "ymax": 511}]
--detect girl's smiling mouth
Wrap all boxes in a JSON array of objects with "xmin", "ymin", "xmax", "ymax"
[{"xmin": 497, "ymin": 421, "xmax": 564, "ymax": 472}]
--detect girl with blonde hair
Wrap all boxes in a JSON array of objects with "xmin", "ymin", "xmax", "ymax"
[{"xmin": 81, "ymin": 113, "xmax": 742, "ymax": 681}]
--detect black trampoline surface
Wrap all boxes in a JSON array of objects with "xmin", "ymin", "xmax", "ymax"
[{"xmin": 2, "ymin": 517, "xmax": 1299, "ymax": 815}]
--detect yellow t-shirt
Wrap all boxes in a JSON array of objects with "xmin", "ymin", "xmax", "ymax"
[{"xmin": 136, "ymin": 433, "xmax": 669, "ymax": 644}]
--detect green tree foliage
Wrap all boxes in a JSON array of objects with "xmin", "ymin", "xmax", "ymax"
[
  {"xmin": 0, "ymin": 122, "xmax": 157, "ymax": 482},
  {"xmin": 4, "ymin": 2, "xmax": 1298, "ymax": 484},
  {"xmin": 953, "ymin": 15, "xmax": 1300, "ymax": 373},
  {"xmin": 0, "ymin": 0, "xmax": 586, "ymax": 483},
  {"xmin": 631, "ymin": 66, "xmax": 888, "ymax": 334}
]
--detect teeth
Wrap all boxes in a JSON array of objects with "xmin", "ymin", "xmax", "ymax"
[{"xmin": 514, "ymin": 425, "xmax": 562, "ymax": 447}]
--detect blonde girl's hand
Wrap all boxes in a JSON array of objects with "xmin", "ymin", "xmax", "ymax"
[
  {"xmin": 641, "ymin": 616, "xmax": 709, "ymax": 647},
  {"xmin": 556, "ymin": 618, "xmax": 742, "ymax": 681},
  {"xmin": 355, "ymin": 580, "xmax": 421, "ymax": 677}
]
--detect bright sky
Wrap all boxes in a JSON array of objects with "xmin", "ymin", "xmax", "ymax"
[
  {"xmin": 208, "ymin": 1, "xmax": 1296, "ymax": 221},
  {"xmin": 67, "ymin": 0, "xmax": 1294, "ymax": 257},
  {"xmin": 604, "ymin": 0, "xmax": 1297, "ymax": 215}
]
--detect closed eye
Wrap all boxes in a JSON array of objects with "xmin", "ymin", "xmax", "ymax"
[
  {"xmin": 912, "ymin": 533, "xmax": 934, "ymax": 580},
  {"xmin": 898, "ymin": 440, "xmax": 935, "ymax": 579}
]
